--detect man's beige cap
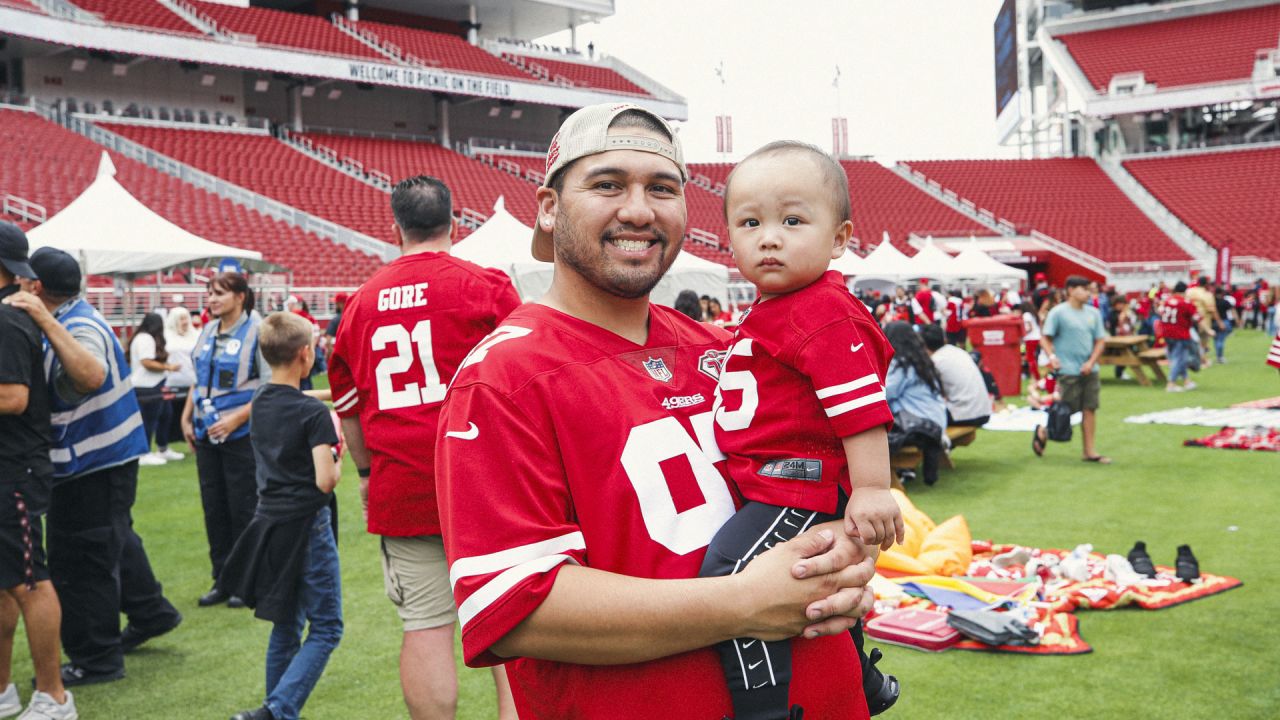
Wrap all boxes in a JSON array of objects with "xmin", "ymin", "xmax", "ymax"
[{"xmin": 532, "ymin": 103, "xmax": 687, "ymax": 262}]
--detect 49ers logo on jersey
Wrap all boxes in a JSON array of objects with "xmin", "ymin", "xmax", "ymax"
[{"xmin": 697, "ymin": 349, "xmax": 727, "ymax": 382}]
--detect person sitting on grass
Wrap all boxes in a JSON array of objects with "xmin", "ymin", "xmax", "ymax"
[{"xmin": 218, "ymin": 312, "xmax": 342, "ymax": 720}]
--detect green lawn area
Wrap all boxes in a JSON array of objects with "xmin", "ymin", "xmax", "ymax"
[{"xmin": 13, "ymin": 330, "xmax": 1279, "ymax": 719}]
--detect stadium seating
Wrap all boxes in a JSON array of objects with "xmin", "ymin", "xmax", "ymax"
[
  {"xmin": 299, "ymin": 132, "xmax": 540, "ymax": 226},
  {"xmin": 842, "ymin": 161, "xmax": 991, "ymax": 252},
  {"xmin": 0, "ymin": 0, "xmax": 43, "ymax": 14},
  {"xmin": 904, "ymin": 158, "xmax": 1188, "ymax": 262},
  {"xmin": 189, "ymin": 0, "xmax": 386, "ymax": 59},
  {"xmin": 477, "ymin": 152, "xmax": 546, "ymax": 184},
  {"xmin": 0, "ymin": 109, "xmax": 381, "ymax": 285},
  {"xmin": 504, "ymin": 54, "xmax": 650, "ymax": 96},
  {"xmin": 351, "ymin": 20, "xmax": 535, "ymax": 80},
  {"xmin": 1124, "ymin": 148, "xmax": 1280, "ymax": 260},
  {"xmin": 687, "ymin": 162, "xmax": 734, "ymax": 190},
  {"xmin": 67, "ymin": 0, "xmax": 202, "ymax": 36},
  {"xmin": 1057, "ymin": 5, "xmax": 1280, "ymax": 91},
  {"xmin": 101, "ymin": 123, "xmax": 396, "ymax": 243}
]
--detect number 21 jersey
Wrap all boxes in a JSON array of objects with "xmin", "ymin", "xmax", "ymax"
[{"xmin": 328, "ymin": 251, "xmax": 520, "ymax": 536}]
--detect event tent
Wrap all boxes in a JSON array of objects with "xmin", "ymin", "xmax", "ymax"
[
  {"xmin": 452, "ymin": 198, "xmax": 730, "ymax": 305},
  {"xmin": 850, "ymin": 238, "xmax": 913, "ymax": 284},
  {"xmin": 949, "ymin": 245, "xmax": 1028, "ymax": 284},
  {"xmin": 903, "ymin": 240, "xmax": 965, "ymax": 282},
  {"xmin": 27, "ymin": 152, "xmax": 263, "ymax": 276},
  {"xmin": 829, "ymin": 248, "xmax": 868, "ymax": 276}
]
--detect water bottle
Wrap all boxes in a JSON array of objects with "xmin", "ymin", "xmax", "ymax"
[{"xmin": 201, "ymin": 398, "xmax": 224, "ymax": 445}]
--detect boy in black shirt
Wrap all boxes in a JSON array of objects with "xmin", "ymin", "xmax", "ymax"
[{"xmin": 221, "ymin": 311, "xmax": 341, "ymax": 720}]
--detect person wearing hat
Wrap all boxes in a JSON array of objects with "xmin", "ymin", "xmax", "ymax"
[
  {"xmin": 3, "ymin": 246, "xmax": 183, "ymax": 689},
  {"xmin": 0, "ymin": 223, "xmax": 76, "ymax": 719},
  {"xmin": 435, "ymin": 104, "xmax": 875, "ymax": 719}
]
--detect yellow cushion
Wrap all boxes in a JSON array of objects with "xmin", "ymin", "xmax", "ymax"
[{"xmin": 915, "ymin": 515, "xmax": 974, "ymax": 577}]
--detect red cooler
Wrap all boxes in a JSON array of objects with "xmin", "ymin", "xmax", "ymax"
[{"xmin": 965, "ymin": 314, "xmax": 1023, "ymax": 397}]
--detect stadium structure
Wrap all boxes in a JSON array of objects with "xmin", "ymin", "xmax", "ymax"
[{"xmin": 0, "ymin": 0, "xmax": 1277, "ymax": 323}]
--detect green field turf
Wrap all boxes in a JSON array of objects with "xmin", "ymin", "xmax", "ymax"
[{"xmin": 12, "ymin": 330, "xmax": 1279, "ymax": 719}]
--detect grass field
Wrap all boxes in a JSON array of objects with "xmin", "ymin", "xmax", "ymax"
[{"xmin": 11, "ymin": 329, "xmax": 1279, "ymax": 719}]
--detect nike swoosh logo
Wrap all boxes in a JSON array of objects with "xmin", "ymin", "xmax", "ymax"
[
  {"xmin": 748, "ymin": 660, "xmax": 764, "ymax": 670},
  {"xmin": 850, "ymin": 343, "xmax": 865, "ymax": 352},
  {"xmin": 444, "ymin": 422, "xmax": 479, "ymax": 440}
]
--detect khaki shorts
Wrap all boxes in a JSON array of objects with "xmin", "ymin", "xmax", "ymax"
[
  {"xmin": 380, "ymin": 535, "xmax": 457, "ymax": 631},
  {"xmin": 1058, "ymin": 372, "xmax": 1101, "ymax": 413}
]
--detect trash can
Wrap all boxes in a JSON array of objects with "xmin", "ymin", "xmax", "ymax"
[{"xmin": 965, "ymin": 314, "xmax": 1024, "ymax": 397}]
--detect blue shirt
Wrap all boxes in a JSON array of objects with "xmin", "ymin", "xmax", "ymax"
[
  {"xmin": 1042, "ymin": 303, "xmax": 1107, "ymax": 376},
  {"xmin": 885, "ymin": 363, "xmax": 948, "ymax": 431}
]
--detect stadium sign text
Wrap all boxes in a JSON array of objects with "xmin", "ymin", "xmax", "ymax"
[{"xmin": 348, "ymin": 63, "xmax": 512, "ymax": 98}]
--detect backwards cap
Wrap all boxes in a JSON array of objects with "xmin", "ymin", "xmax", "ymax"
[{"xmin": 532, "ymin": 103, "xmax": 686, "ymax": 262}]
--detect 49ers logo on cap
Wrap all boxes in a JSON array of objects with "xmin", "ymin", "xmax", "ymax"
[{"xmin": 545, "ymin": 131, "xmax": 561, "ymax": 174}]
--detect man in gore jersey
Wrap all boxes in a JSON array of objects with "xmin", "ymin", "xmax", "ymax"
[
  {"xmin": 436, "ymin": 104, "xmax": 877, "ymax": 720},
  {"xmin": 328, "ymin": 176, "xmax": 520, "ymax": 720},
  {"xmin": 1158, "ymin": 281, "xmax": 1202, "ymax": 392}
]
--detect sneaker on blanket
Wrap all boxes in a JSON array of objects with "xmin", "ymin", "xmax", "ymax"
[
  {"xmin": 1104, "ymin": 554, "xmax": 1147, "ymax": 587},
  {"xmin": 1175, "ymin": 545, "xmax": 1200, "ymax": 583},
  {"xmin": 1126, "ymin": 541, "xmax": 1157, "ymax": 578}
]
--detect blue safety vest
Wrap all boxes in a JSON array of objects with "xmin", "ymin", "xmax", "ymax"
[
  {"xmin": 45, "ymin": 299, "xmax": 149, "ymax": 479},
  {"xmin": 192, "ymin": 312, "xmax": 262, "ymax": 442}
]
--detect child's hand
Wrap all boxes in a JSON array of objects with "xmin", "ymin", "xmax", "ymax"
[{"xmin": 844, "ymin": 487, "xmax": 905, "ymax": 552}]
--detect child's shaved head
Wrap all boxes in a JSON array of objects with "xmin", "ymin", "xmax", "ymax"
[{"xmin": 724, "ymin": 141, "xmax": 851, "ymax": 223}]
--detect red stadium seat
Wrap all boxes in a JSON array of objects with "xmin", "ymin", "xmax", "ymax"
[
  {"xmin": 1058, "ymin": 5, "xmax": 1280, "ymax": 91},
  {"xmin": 67, "ymin": 0, "xmax": 203, "ymax": 36},
  {"xmin": 904, "ymin": 158, "xmax": 1189, "ymax": 262},
  {"xmin": 189, "ymin": 0, "xmax": 387, "ymax": 59},
  {"xmin": 0, "ymin": 109, "xmax": 382, "ymax": 285},
  {"xmin": 351, "ymin": 20, "xmax": 536, "ymax": 80},
  {"xmin": 1124, "ymin": 148, "xmax": 1280, "ymax": 261},
  {"xmin": 504, "ymin": 54, "xmax": 652, "ymax": 97}
]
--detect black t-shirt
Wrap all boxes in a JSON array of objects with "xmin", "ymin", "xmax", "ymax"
[
  {"xmin": 0, "ymin": 284, "xmax": 53, "ymax": 489},
  {"xmin": 250, "ymin": 383, "xmax": 338, "ymax": 519}
]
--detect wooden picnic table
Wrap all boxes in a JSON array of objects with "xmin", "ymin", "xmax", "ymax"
[{"xmin": 1098, "ymin": 335, "xmax": 1167, "ymax": 386}]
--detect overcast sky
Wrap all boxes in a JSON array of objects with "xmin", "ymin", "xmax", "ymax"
[{"xmin": 538, "ymin": 0, "xmax": 1022, "ymax": 164}]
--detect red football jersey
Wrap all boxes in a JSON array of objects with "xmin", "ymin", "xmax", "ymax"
[
  {"xmin": 437, "ymin": 303, "xmax": 867, "ymax": 720},
  {"xmin": 714, "ymin": 272, "xmax": 894, "ymax": 514},
  {"xmin": 1268, "ymin": 332, "xmax": 1280, "ymax": 369},
  {"xmin": 1157, "ymin": 295, "xmax": 1199, "ymax": 341},
  {"xmin": 945, "ymin": 296, "xmax": 965, "ymax": 333},
  {"xmin": 328, "ymin": 251, "xmax": 520, "ymax": 536},
  {"xmin": 912, "ymin": 288, "xmax": 935, "ymax": 324}
]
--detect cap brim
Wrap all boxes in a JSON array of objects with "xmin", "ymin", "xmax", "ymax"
[
  {"xmin": 531, "ymin": 224, "xmax": 554, "ymax": 263},
  {"xmin": 0, "ymin": 257, "xmax": 36, "ymax": 280}
]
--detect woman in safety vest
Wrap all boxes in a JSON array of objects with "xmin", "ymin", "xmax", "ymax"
[{"xmin": 180, "ymin": 272, "xmax": 268, "ymax": 608}]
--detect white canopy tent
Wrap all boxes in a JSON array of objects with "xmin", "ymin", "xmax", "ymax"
[
  {"xmin": 449, "ymin": 197, "xmax": 554, "ymax": 299},
  {"xmin": 849, "ymin": 236, "xmax": 913, "ymax": 287},
  {"xmin": 829, "ymin": 248, "xmax": 868, "ymax": 276},
  {"xmin": 949, "ymin": 245, "xmax": 1028, "ymax": 284},
  {"xmin": 452, "ymin": 198, "xmax": 730, "ymax": 306},
  {"xmin": 27, "ymin": 153, "xmax": 264, "ymax": 276},
  {"xmin": 903, "ymin": 239, "xmax": 966, "ymax": 282}
]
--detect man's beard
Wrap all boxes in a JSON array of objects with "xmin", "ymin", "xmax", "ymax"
[{"xmin": 553, "ymin": 209, "xmax": 680, "ymax": 300}]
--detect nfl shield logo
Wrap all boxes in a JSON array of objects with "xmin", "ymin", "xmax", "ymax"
[{"xmin": 642, "ymin": 357, "xmax": 673, "ymax": 383}]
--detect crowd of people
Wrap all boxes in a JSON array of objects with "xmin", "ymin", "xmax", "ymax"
[{"xmin": 0, "ymin": 99, "xmax": 1276, "ymax": 720}]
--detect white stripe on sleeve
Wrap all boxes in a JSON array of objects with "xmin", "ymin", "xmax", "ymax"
[
  {"xmin": 814, "ymin": 373, "xmax": 880, "ymax": 400},
  {"xmin": 457, "ymin": 554, "xmax": 579, "ymax": 628},
  {"xmin": 449, "ymin": 531, "xmax": 586, "ymax": 589},
  {"xmin": 824, "ymin": 390, "xmax": 887, "ymax": 417},
  {"xmin": 334, "ymin": 387, "xmax": 358, "ymax": 406}
]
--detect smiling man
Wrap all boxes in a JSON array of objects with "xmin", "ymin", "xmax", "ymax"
[{"xmin": 435, "ymin": 104, "xmax": 877, "ymax": 719}]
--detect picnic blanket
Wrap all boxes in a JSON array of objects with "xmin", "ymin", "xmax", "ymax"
[
  {"xmin": 868, "ymin": 542, "xmax": 1242, "ymax": 655},
  {"xmin": 1233, "ymin": 396, "xmax": 1280, "ymax": 409},
  {"xmin": 1184, "ymin": 427, "xmax": 1280, "ymax": 452},
  {"xmin": 983, "ymin": 405, "xmax": 1082, "ymax": 432},
  {"xmin": 1124, "ymin": 407, "xmax": 1280, "ymax": 429}
]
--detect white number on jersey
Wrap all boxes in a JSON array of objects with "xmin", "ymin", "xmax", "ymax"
[
  {"xmin": 372, "ymin": 320, "xmax": 445, "ymax": 410},
  {"xmin": 1159, "ymin": 303, "xmax": 1179, "ymax": 325},
  {"xmin": 620, "ymin": 411, "xmax": 733, "ymax": 555},
  {"xmin": 712, "ymin": 339, "xmax": 759, "ymax": 432}
]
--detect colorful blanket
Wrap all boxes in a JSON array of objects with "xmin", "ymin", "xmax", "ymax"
[
  {"xmin": 1233, "ymin": 396, "xmax": 1280, "ymax": 409},
  {"xmin": 1184, "ymin": 427, "xmax": 1280, "ymax": 452},
  {"xmin": 868, "ymin": 542, "xmax": 1242, "ymax": 655}
]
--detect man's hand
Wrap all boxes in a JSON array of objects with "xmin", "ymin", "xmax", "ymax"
[
  {"xmin": 844, "ymin": 487, "xmax": 905, "ymax": 551},
  {"xmin": 359, "ymin": 475, "xmax": 370, "ymax": 524},
  {"xmin": 732, "ymin": 524, "xmax": 876, "ymax": 642},
  {"xmin": 1049, "ymin": 355, "xmax": 1061, "ymax": 370},
  {"xmin": 1080, "ymin": 361, "xmax": 1094, "ymax": 375},
  {"xmin": 1, "ymin": 291, "xmax": 54, "ymax": 329},
  {"xmin": 181, "ymin": 416, "xmax": 197, "ymax": 451}
]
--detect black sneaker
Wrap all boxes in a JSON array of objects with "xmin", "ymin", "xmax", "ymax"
[
  {"xmin": 1127, "ymin": 541, "xmax": 1157, "ymax": 578},
  {"xmin": 230, "ymin": 706, "xmax": 274, "ymax": 720},
  {"xmin": 32, "ymin": 663, "xmax": 124, "ymax": 689},
  {"xmin": 1175, "ymin": 544, "xmax": 1200, "ymax": 583},
  {"xmin": 227, "ymin": 595, "xmax": 247, "ymax": 609},
  {"xmin": 198, "ymin": 586, "xmax": 229, "ymax": 607},
  {"xmin": 121, "ymin": 612, "xmax": 183, "ymax": 653}
]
